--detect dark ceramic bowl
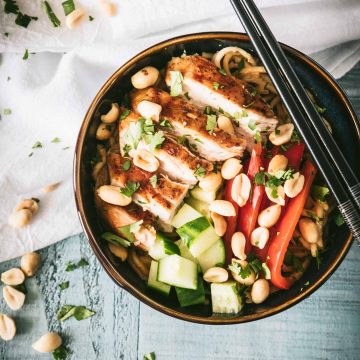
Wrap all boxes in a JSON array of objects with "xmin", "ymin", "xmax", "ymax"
[{"xmin": 74, "ymin": 32, "xmax": 360, "ymax": 324}]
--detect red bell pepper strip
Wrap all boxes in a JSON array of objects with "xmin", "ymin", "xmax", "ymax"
[
  {"xmin": 224, "ymin": 177, "xmax": 240, "ymax": 265},
  {"xmin": 254, "ymin": 142, "xmax": 305, "ymax": 261},
  {"xmin": 236, "ymin": 143, "xmax": 265, "ymax": 255},
  {"xmin": 267, "ymin": 160, "xmax": 316, "ymax": 289}
]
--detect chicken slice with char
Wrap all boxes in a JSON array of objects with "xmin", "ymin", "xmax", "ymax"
[
  {"xmin": 130, "ymin": 88, "xmax": 245, "ymax": 161},
  {"xmin": 118, "ymin": 110, "xmax": 213, "ymax": 186},
  {"xmin": 165, "ymin": 55, "xmax": 278, "ymax": 147},
  {"xmin": 107, "ymin": 147, "xmax": 189, "ymax": 225}
]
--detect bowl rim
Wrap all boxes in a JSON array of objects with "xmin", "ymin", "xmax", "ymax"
[{"xmin": 74, "ymin": 31, "xmax": 358, "ymax": 324}]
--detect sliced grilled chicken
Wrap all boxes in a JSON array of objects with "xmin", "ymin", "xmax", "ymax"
[
  {"xmin": 94, "ymin": 165, "xmax": 155, "ymax": 250},
  {"xmin": 107, "ymin": 148, "xmax": 189, "ymax": 224},
  {"xmin": 165, "ymin": 55, "xmax": 278, "ymax": 142},
  {"xmin": 118, "ymin": 110, "xmax": 213, "ymax": 186},
  {"xmin": 130, "ymin": 88, "xmax": 246, "ymax": 161}
]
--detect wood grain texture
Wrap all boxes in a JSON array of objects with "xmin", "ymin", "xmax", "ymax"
[{"xmin": 1, "ymin": 62, "xmax": 360, "ymax": 360}]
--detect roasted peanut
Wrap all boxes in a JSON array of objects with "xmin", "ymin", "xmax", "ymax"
[
  {"xmin": 137, "ymin": 100, "xmax": 162, "ymax": 121},
  {"xmin": 101, "ymin": 103, "xmax": 120, "ymax": 124},
  {"xmin": 299, "ymin": 218, "xmax": 320, "ymax": 244},
  {"xmin": 32, "ymin": 332, "xmax": 62, "ymax": 353},
  {"xmin": 217, "ymin": 115, "xmax": 235, "ymax": 134},
  {"xmin": 257, "ymin": 204, "xmax": 281, "ymax": 228},
  {"xmin": 268, "ymin": 155, "xmax": 288, "ymax": 176},
  {"xmin": 99, "ymin": 0, "xmax": 117, "ymax": 16},
  {"xmin": 15, "ymin": 199, "xmax": 39, "ymax": 214},
  {"xmin": 231, "ymin": 232, "xmax": 246, "ymax": 260},
  {"xmin": 199, "ymin": 172, "xmax": 222, "ymax": 192},
  {"xmin": 269, "ymin": 123, "xmax": 294, "ymax": 145},
  {"xmin": 284, "ymin": 172, "xmax": 305, "ymax": 198},
  {"xmin": 250, "ymin": 227, "xmax": 269, "ymax": 249},
  {"xmin": 97, "ymin": 185, "xmax": 132, "ymax": 206},
  {"xmin": 210, "ymin": 212, "xmax": 227, "ymax": 237},
  {"xmin": 209, "ymin": 200, "xmax": 236, "ymax": 217},
  {"xmin": 96, "ymin": 123, "xmax": 112, "ymax": 141},
  {"xmin": 65, "ymin": 8, "xmax": 86, "ymax": 29},
  {"xmin": 231, "ymin": 259, "xmax": 256, "ymax": 286},
  {"xmin": 1, "ymin": 268, "xmax": 25, "ymax": 286},
  {"xmin": 221, "ymin": 158, "xmax": 242, "ymax": 180},
  {"xmin": 0, "ymin": 314, "xmax": 16, "ymax": 341},
  {"xmin": 133, "ymin": 149, "xmax": 159, "ymax": 172},
  {"xmin": 20, "ymin": 252, "xmax": 41, "ymax": 277},
  {"xmin": 231, "ymin": 173, "xmax": 251, "ymax": 207},
  {"xmin": 203, "ymin": 267, "xmax": 228, "ymax": 283},
  {"xmin": 131, "ymin": 66, "xmax": 159, "ymax": 89},
  {"xmin": 251, "ymin": 279, "xmax": 270, "ymax": 304},
  {"xmin": 265, "ymin": 185, "xmax": 285, "ymax": 206},
  {"xmin": 8, "ymin": 209, "xmax": 32, "ymax": 228},
  {"xmin": 3, "ymin": 286, "xmax": 25, "ymax": 311},
  {"xmin": 108, "ymin": 244, "xmax": 128, "ymax": 262}
]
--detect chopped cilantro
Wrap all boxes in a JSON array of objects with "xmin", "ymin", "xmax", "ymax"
[
  {"xmin": 119, "ymin": 109, "xmax": 130, "ymax": 121},
  {"xmin": 119, "ymin": 181, "xmax": 140, "ymax": 197},
  {"xmin": 333, "ymin": 210, "xmax": 345, "ymax": 226},
  {"xmin": 250, "ymin": 89, "xmax": 257, "ymax": 97},
  {"xmin": 145, "ymin": 130, "xmax": 165, "ymax": 152},
  {"xmin": 89, "ymin": 15, "xmax": 94, "ymax": 21},
  {"xmin": 206, "ymin": 114, "xmax": 217, "ymax": 134},
  {"xmin": 77, "ymin": 258, "xmax": 89, "ymax": 267},
  {"xmin": 51, "ymin": 137, "xmax": 61, "ymax": 143},
  {"xmin": 194, "ymin": 138, "xmax": 203, "ymax": 144},
  {"xmin": 184, "ymin": 92, "xmax": 190, "ymax": 100},
  {"xmin": 122, "ymin": 144, "xmax": 131, "ymax": 156},
  {"xmin": 65, "ymin": 262, "xmax": 76, "ymax": 272},
  {"xmin": 59, "ymin": 281, "xmax": 69, "ymax": 290},
  {"xmin": 150, "ymin": 174, "xmax": 157, "ymax": 188},
  {"xmin": 213, "ymin": 82, "xmax": 220, "ymax": 90},
  {"xmin": 311, "ymin": 185, "xmax": 329, "ymax": 202},
  {"xmin": 253, "ymin": 131, "xmax": 262, "ymax": 143},
  {"xmin": 62, "ymin": 146, "xmax": 70, "ymax": 150},
  {"xmin": 275, "ymin": 129, "xmax": 280, "ymax": 135},
  {"xmin": 159, "ymin": 119, "xmax": 173, "ymax": 128},
  {"xmin": 101, "ymin": 232, "xmax": 131, "ymax": 247},
  {"xmin": 290, "ymin": 130, "xmax": 301, "ymax": 143},
  {"xmin": 254, "ymin": 171, "xmax": 265, "ymax": 186},
  {"xmin": 248, "ymin": 119, "xmax": 256, "ymax": 131},
  {"xmin": 228, "ymin": 260, "xmax": 251, "ymax": 279},
  {"xmin": 237, "ymin": 58, "xmax": 245, "ymax": 71},
  {"xmin": 23, "ymin": 49, "xmax": 29, "ymax": 60},
  {"xmin": 52, "ymin": 346, "xmax": 68, "ymax": 360},
  {"xmin": 130, "ymin": 220, "xmax": 143, "ymax": 234},
  {"xmin": 169, "ymin": 71, "xmax": 183, "ymax": 96},
  {"xmin": 315, "ymin": 104, "xmax": 326, "ymax": 114},
  {"xmin": 3, "ymin": 108, "xmax": 12, "ymax": 115},
  {"xmin": 73, "ymin": 306, "xmax": 95, "ymax": 320},
  {"xmin": 124, "ymin": 120, "xmax": 144, "ymax": 150},
  {"xmin": 306, "ymin": 211, "xmax": 322, "ymax": 223},
  {"xmin": 143, "ymin": 117, "xmax": 155, "ymax": 135},
  {"xmin": 61, "ymin": 0, "xmax": 75, "ymax": 16},
  {"xmin": 122, "ymin": 159, "xmax": 131, "ymax": 171},
  {"xmin": 194, "ymin": 165, "xmax": 206, "ymax": 178},
  {"xmin": 28, "ymin": 152, "xmax": 34, "ymax": 157},
  {"xmin": 4, "ymin": 32, "xmax": 9, "ymax": 37},
  {"xmin": 32, "ymin": 141, "xmax": 43, "ymax": 149},
  {"xmin": 204, "ymin": 106, "xmax": 215, "ymax": 115},
  {"xmin": 177, "ymin": 135, "xmax": 188, "ymax": 146},
  {"xmin": 4, "ymin": 0, "xmax": 19, "ymax": 14},
  {"xmin": 16, "ymin": 13, "xmax": 37, "ymax": 28},
  {"xmin": 42, "ymin": 1, "xmax": 61, "ymax": 27},
  {"xmin": 143, "ymin": 352, "xmax": 156, "ymax": 360},
  {"xmin": 218, "ymin": 68, "xmax": 227, "ymax": 75}
]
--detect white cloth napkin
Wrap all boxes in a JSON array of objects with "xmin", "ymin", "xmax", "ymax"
[{"xmin": 0, "ymin": 0, "xmax": 359, "ymax": 262}]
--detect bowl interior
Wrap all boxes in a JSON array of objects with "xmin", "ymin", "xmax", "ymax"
[{"xmin": 75, "ymin": 33, "xmax": 359, "ymax": 324}]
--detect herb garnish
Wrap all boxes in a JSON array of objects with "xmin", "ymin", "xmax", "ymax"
[
  {"xmin": 333, "ymin": 210, "xmax": 345, "ymax": 226},
  {"xmin": 184, "ymin": 92, "xmax": 190, "ymax": 100},
  {"xmin": 311, "ymin": 185, "xmax": 329, "ymax": 202},
  {"xmin": 23, "ymin": 49, "xmax": 29, "ymax": 60},
  {"xmin": 61, "ymin": 0, "xmax": 75, "ymax": 16},
  {"xmin": 306, "ymin": 211, "xmax": 322, "ymax": 223},
  {"xmin": 218, "ymin": 68, "xmax": 227, "ymax": 75},
  {"xmin": 119, "ymin": 109, "xmax": 130, "ymax": 121},
  {"xmin": 149, "ymin": 174, "xmax": 157, "ymax": 188},
  {"xmin": 51, "ymin": 137, "xmax": 61, "ymax": 143},
  {"xmin": 130, "ymin": 220, "xmax": 143, "ymax": 234},
  {"xmin": 32, "ymin": 141, "xmax": 43, "ymax": 149},
  {"xmin": 57, "ymin": 305, "xmax": 95, "ymax": 321},
  {"xmin": 3, "ymin": 108, "xmax": 12, "ymax": 115},
  {"xmin": 122, "ymin": 159, "xmax": 131, "ymax": 171},
  {"xmin": 237, "ymin": 58, "xmax": 245, "ymax": 71},
  {"xmin": 194, "ymin": 165, "xmax": 206, "ymax": 178},
  {"xmin": 206, "ymin": 114, "xmax": 217, "ymax": 134},
  {"xmin": 42, "ymin": 1, "xmax": 61, "ymax": 27},
  {"xmin": 119, "ymin": 181, "xmax": 140, "ymax": 197},
  {"xmin": 89, "ymin": 15, "xmax": 94, "ymax": 21},
  {"xmin": 315, "ymin": 104, "xmax": 326, "ymax": 114},
  {"xmin": 248, "ymin": 119, "xmax": 256, "ymax": 131},
  {"xmin": 143, "ymin": 352, "xmax": 156, "ymax": 360},
  {"xmin": 101, "ymin": 232, "xmax": 131, "ymax": 247},
  {"xmin": 169, "ymin": 71, "xmax": 183, "ymax": 96},
  {"xmin": 159, "ymin": 119, "xmax": 173, "ymax": 128},
  {"xmin": 145, "ymin": 130, "xmax": 165, "ymax": 152},
  {"xmin": 59, "ymin": 281, "xmax": 69, "ymax": 290},
  {"xmin": 65, "ymin": 258, "xmax": 89, "ymax": 272},
  {"xmin": 253, "ymin": 131, "xmax": 262, "ymax": 143},
  {"xmin": 53, "ymin": 346, "xmax": 68, "ymax": 360}
]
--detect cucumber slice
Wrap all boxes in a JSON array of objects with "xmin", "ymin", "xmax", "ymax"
[
  {"xmin": 175, "ymin": 275, "xmax": 205, "ymax": 307},
  {"xmin": 147, "ymin": 261, "xmax": 171, "ymax": 296},
  {"xmin": 149, "ymin": 233, "xmax": 180, "ymax": 261},
  {"xmin": 170, "ymin": 203, "xmax": 202, "ymax": 229},
  {"xmin": 190, "ymin": 186, "xmax": 217, "ymax": 203},
  {"xmin": 158, "ymin": 255, "xmax": 198, "ymax": 289},
  {"xmin": 176, "ymin": 217, "xmax": 220, "ymax": 257},
  {"xmin": 197, "ymin": 239, "xmax": 226, "ymax": 273},
  {"xmin": 211, "ymin": 281, "xmax": 243, "ymax": 314},
  {"xmin": 175, "ymin": 240, "xmax": 198, "ymax": 264},
  {"xmin": 185, "ymin": 196, "xmax": 210, "ymax": 219}
]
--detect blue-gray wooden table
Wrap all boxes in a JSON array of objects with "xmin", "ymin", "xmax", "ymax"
[{"xmin": 1, "ymin": 63, "xmax": 360, "ymax": 360}]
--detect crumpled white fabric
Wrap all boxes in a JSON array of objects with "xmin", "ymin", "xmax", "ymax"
[{"xmin": 0, "ymin": 0, "xmax": 359, "ymax": 262}]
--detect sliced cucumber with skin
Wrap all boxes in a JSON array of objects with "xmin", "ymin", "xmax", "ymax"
[
  {"xmin": 117, "ymin": 224, "xmax": 135, "ymax": 242},
  {"xmin": 175, "ymin": 240, "xmax": 201, "ymax": 273},
  {"xmin": 175, "ymin": 275, "xmax": 205, "ymax": 307},
  {"xmin": 211, "ymin": 281, "xmax": 243, "ymax": 314},
  {"xmin": 149, "ymin": 232, "xmax": 180, "ymax": 261},
  {"xmin": 170, "ymin": 203, "xmax": 202, "ymax": 229},
  {"xmin": 190, "ymin": 186, "xmax": 217, "ymax": 203},
  {"xmin": 176, "ymin": 217, "xmax": 220, "ymax": 258},
  {"xmin": 197, "ymin": 239, "xmax": 226, "ymax": 273},
  {"xmin": 147, "ymin": 261, "xmax": 171, "ymax": 296},
  {"xmin": 157, "ymin": 254, "xmax": 198, "ymax": 289},
  {"xmin": 185, "ymin": 196, "xmax": 210, "ymax": 219}
]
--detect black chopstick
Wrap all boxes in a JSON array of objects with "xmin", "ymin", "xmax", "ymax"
[
  {"xmin": 230, "ymin": 0, "xmax": 360, "ymax": 243},
  {"xmin": 239, "ymin": 0, "xmax": 360, "ymax": 212}
]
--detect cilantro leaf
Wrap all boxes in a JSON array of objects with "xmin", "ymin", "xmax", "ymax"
[
  {"xmin": 248, "ymin": 119, "xmax": 256, "ymax": 131},
  {"xmin": 159, "ymin": 119, "xmax": 173, "ymax": 129},
  {"xmin": 218, "ymin": 68, "xmax": 227, "ymax": 75},
  {"xmin": 59, "ymin": 281, "xmax": 69, "ymax": 290},
  {"xmin": 130, "ymin": 220, "xmax": 143, "ymax": 234},
  {"xmin": 89, "ymin": 15, "xmax": 94, "ymax": 21},
  {"xmin": 52, "ymin": 346, "xmax": 68, "ymax": 360},
  {"xmin": 122, "ymin": 159, "xmax": 131, "ymax": 171},
  {"xmin": 143, "ymin": 352, "xmax": 156, "ymax": 360},
  {"xmin": 143, "ymin": 117, "xmax": 155, "ymax": 135},
  {"xmin": 254, "ymin": 171, "xmax": 265, "ymax": 186},
  {"xmin": 169, "ymin": 71, "xmax": 183, "ymax": 96},
  {"xmin": 145, "ymin": 130, "xmax": 165, "ymax": 152},
  {"xmin": 213, "ymin": 82, "xmax": 220, "ymax": 90},
  {"xmin": 194, "ymin": 165, "xmax": 206, "ymax": 178},
  {"xmin": 101, "ymin": 232, "xmax": 131, "ymax": 247},
  {"xmin": 333, "ymin": 210, "xmax": 345, "ymax": 226},
  {"xmin": 42, "ymin": 1, "xmax": 61, "ymax": 27},
  {"xmin": 77, "ymin": 258, "xmax": 89, "ymax": 267},
  {"xmin": 119, "ymin": 109, "xmax": 130, "ymax": 121},
  {"xmin": 237, "ymin": 58, "xmax": 245, "ymax": 71},
  {"xmin": 57, "ymin": 305, "xmax": 76, "ymax": 321},
  {"xmin": 73, "ymin": 306, "xmax": 95, "ymax": 320},
  {"xmin": 3, "ymin": 108, "xmax": 11, "ymax": 115},
  {"xmin": 123, "ymin": 120, "xmax": 144, "ymax": 150},
  {"xmin": 23, "ymin": 49, "xmax": 29, "ymax": 60},
  {"xmin": 15, "ymin": 13, "xmax": 37, "ymax": 28},
  {"xmin": 206, "ymin": 114, "xmax": 217, "ymax": 134},
  {"xmin": 65, "ymin": 262, "xmax": 76, "ymax": 272},
  {"xmin": 51, "ymin": 137, "xmax": 61, "ymax": 143},
  {"xmin": 311, "ymin": 185, "xmax": 329, "ymax": 202},
  {"xmin": 61, "ymin": 0, "xmax": 75, "ymax": 16},
  {"xmin": 253, "ymin": 131, "xmax": 262, "ymax": 143},
  {"xmin": 119, "ymin": 181, "xmax": 140, "ymax": 197},
  {"xmin": 150, "ymin": 174, "xmax": 157, "ymax": 188},
  {"xmin": 4, "ymin": 0, "xmax": 19, "ymax": 14},
  {"xmin": 315, "ymin": 104, "xmax": 326, "ymax": 114},
  {"xmin": 32, "ymin": 141, "xmax": 42, "ymax": 149}
]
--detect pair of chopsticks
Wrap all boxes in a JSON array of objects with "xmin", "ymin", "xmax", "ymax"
[{"xmin": 230, "ymin": 0, "xmax": 360, "ymax": 244}]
